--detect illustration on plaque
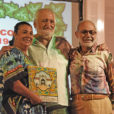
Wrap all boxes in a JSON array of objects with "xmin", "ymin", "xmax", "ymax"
[
  {"xmin": 34, "ymin": 71, "xmax": 52, "ymax": 91},
  {"xmin": 27, "ymin": 66, "xmax": 58, "ymax": 103}
]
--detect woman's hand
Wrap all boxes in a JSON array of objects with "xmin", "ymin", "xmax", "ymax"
[
  {"xmin": 0, "ymin": 46, "xmax": 13, "ymax": 57},
  {"xmin": 29, "ymin": 93, "xmax": 42, "ymax": 105}
]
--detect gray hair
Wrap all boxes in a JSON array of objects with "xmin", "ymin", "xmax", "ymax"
[{"xmin": 34, "ymin": 8, "xmax": 55, "ymax": 23}]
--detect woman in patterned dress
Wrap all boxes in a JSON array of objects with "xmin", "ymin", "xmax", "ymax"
[{"xmin": 0, "ymin": 21, "xmax": 42, "ymax": 114}]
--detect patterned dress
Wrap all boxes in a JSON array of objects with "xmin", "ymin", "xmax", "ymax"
[{"xmin": 0, "ymin": 48, "xmax": 42, "ymax": 114}]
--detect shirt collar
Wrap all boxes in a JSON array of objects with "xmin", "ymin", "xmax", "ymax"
[
  {"xmin": 77, "ymin": 43, "xmax": 97, "ymax": 55},
  {"xmin": 32, "ymin": 35, "xmax": 56, "ymax": 49}
]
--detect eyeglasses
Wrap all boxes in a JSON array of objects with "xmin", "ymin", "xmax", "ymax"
[{"xmin": 79, "ymin": 30, "xmax": 97, "ymax": 35}]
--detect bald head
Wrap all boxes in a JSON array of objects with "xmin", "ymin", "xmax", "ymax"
[
  {"xmin": 75, "ymin": 20, "xmax": 97, "ymax": 49},
  {"xmin": 77, "ymin": 20, "xmax": 96, "ymax": 32}
]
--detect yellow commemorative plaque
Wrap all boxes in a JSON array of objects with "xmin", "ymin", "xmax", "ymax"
[{"xmin": 27, "ymin": 66, "xmax": 58, "ymax": 103}]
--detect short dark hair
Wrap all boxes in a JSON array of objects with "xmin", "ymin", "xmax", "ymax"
[
  {"xmin": 14, "ymin": 21, "xmax": 32, "ymax": 33},
  {"xmin": 9, "ymin": 21, "xmax": 32, "ymax": 46}
]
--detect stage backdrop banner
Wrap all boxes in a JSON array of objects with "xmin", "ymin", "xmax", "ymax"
[{"xmin": 0, "ymin": 0, "xmax": 72, "ymax": 49}]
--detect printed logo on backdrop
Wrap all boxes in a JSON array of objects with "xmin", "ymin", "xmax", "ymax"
[{"xmin": 0, "ymin": 0, "xmax": 72, "ymax": 49}]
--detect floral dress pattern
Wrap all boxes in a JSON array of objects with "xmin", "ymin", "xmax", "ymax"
[{"xmin": 0, "ymin": 48, "xmax": 43, "ymax": 114}]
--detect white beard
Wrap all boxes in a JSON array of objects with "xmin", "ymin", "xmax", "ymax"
[{"xmin": 79, "ymin": 38, "xmax": 96, "ymax": 47}]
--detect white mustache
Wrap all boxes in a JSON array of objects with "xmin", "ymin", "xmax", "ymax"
[
  {"xmin": 43, "ymin": 26, "xmax": 54, "ymax": 30},
  {"xmin": 83, "ymin": 37, "xmax": 93, "ymax": 41}
]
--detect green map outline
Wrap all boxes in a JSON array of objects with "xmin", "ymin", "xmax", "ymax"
[{"xmin": 0, "ymin": 0, "xmax": 67, "ymax": 36}]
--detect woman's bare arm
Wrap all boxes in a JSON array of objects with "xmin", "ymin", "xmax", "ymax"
[{"xmin": 12, "ymin": 80, "xmax": 42, "ymax": 105}]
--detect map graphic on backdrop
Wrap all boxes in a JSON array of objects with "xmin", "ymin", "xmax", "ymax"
[{"xmin": 0, "ymin": 0, "xmax": 72, "ymax": 49}]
